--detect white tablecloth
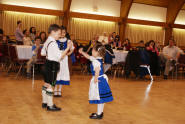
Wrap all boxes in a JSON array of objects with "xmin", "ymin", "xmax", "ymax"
[
  {"xmin": 113, "ymin": 50, "xmax": 128, "ymax": 64},
  {"xmin": 16, "ymin": 45, "xmax": 32, "ymax": 60}
]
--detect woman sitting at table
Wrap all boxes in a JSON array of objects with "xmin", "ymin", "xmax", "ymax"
[
  {"xmin": 39, "ymin": 32, "xmax": 47, "ymax": 44},
  {"xmin": 113, "ymin": 35, "xmax": 121, "ymax": 48},
  {"xmin": 122, "ymin": 38, "xmax": 131, "ymax": 51},
  {"xmin": 146, "ymin": 40, "xmax": 160, "ymax": 76},
  {"xmin": 103, "ymin": 42, "xmax": 115, "ymax": 73},
  {"xmin": 26, "ymin": 37, "xmax": 42, "ymax": 78},
  {"xmin": 146, "ymin": 40, "xmax": 159, "ymax": 56},
  {"xmin": 23, "ymin": 29, "xmax": 33, "ymax": 46},
  {"xmin": 29, "ymin": 27, "xmax": 36, "ymax": 42}
]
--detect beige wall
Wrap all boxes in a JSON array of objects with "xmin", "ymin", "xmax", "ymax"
[{"xmin": 0, "ymin": 11, "xmax": 63, "ymax": 35}]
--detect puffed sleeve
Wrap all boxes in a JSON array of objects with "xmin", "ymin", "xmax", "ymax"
[
  {"xmin": 89, "ymin": 56, "xmax": 96, "ymax": 61},
  {"xmin": 92, "ymin": 59, "xmax": 101, "ymax": 70},
  {"xmin": 68, "ymin": 40, "xmax": 75, "ymax": 51}
]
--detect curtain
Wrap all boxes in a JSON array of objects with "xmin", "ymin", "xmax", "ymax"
[
  {"xmin": 125, "ymin": 24, "xmax": 165, "ymax": 44},
  {"xmin": 0, "ymin": 11, "xmax": 3, "ymax": 29},
  {"xmin": 173, "ymin": 28, "xmax": 185, "ymax": 46},
  {"xmin": 1, "ymin": 11, "xmax": 62, "ymax": 35},
  {"xmin": 68, "ymin": 17, "xmax": 119, "ymax": 40}
]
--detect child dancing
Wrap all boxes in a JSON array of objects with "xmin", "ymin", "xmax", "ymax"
[{"xmin": 79, "ymin": 43, "xmax": 113, "ymax": 119}]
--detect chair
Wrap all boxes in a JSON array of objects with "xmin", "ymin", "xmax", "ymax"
[
  {"xmin": 175, "ymin": 54, "xmax": 185, "ymax": 79},
  {"xmin": 32, "ymin": 48, "xmax": 45, "ymax": 76},
  {"xmin": 32, "ymin": 48, "xmax": 45, "ymax": 88},
  {"xmin": 35, "ymin": 48, "xmax": 45, "ymax": 65},
  {"xmin": 7, "ymin": 45, "xmax": 27, "ymax": 78},
  {"xmin": 0, "ymin": 44, "xmax": 10, "ymax": 70},
  {"xmin": 79, "ymin": 55, "xmax": 88, "ymax": 74},
  {"xmin": 112, "ymin": 62, "xmax": 125, "ymax": 78}
]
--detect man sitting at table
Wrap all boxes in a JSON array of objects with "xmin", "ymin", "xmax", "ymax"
[
  {"xmin": 161, "ymin": 39, "xmax": 184, "ymax": 79},
  {"xmin": 26, "ymin": 37, "xmax": 42, "ymax": 78}
]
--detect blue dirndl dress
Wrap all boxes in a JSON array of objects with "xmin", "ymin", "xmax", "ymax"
[
  {"xmin": 55, "ymin": 38, "xmax": 71, "ymax": 85},
  {"xmin": 89, "ymin": 56, "xmax": 113, "ymax": 104}
]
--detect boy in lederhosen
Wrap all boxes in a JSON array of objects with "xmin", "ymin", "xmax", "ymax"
[{"xmin": 41, "ymin": 24, "xmax": 72, "ymax": 111}]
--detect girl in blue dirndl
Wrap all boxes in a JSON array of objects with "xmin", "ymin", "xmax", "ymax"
[
  {"xmin": 79, "ymin": 43, "xmax": 113, "ymax": 119},
  {"xmin": 54, "ymin": 26, "xmax": 74, "ymax": 97}
]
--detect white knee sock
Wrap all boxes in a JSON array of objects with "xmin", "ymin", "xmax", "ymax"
[
  {"xmin": 58, "ymin": 85, "xmax": 62, "ymax": 95},
  {"xmin": 54, "ymin": 85, "xmax": 58, "ymax": 95},
  {"xmin": 97, "ymin": 104, "xmax": 104, "ymax": 115},
  {"xmin": 46, "ymin": 88, "xmax": 54, "ymax": 107},
  {"xmin": 42, "ymin": 86, "xmax": 47, "ymax": 104}
]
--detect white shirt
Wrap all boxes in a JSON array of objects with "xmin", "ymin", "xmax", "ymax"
[
  {"xmin": 23, "ymin": 37, "xmax": 32, "ymax": 46},
  {"xmin": 98, "ymin": 36, "xmax": 109, "ymax": 44},
  {"xmin": 163, "ymin": 46, "xmax": 183, "ymax": 59},
  {"xmin": 41, "ymin": 36, "xmax": 61, "ymax": 62}
]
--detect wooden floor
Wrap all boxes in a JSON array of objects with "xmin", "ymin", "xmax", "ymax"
[{"xmin": 0, "ymin": 72, "xmax": 185, "ymax": 124}]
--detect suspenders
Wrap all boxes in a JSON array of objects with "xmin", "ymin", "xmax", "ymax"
[{"xmin": 46, "ymin": 41, "xmax": 55, "ymax": 59}]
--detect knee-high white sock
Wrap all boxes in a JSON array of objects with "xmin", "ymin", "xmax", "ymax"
[
  {"xmin": 58, "ymin": 85, "xmax": 62, "ymax": 95},
  {"xmin": 59, "ymin": 85, "xmax": 62, "ymax": 92},
  {"xmin": 97, "ymin": 104, "xmax": 104, "ymax": 115},
  {"xmin": 42, "ymin": 86, "xmax": 47, "ymax": 104},
  {"xmin": 101, "ymin": 104, "xmax": 104, "ymax": 113},
  {"xmin": 54, "ymin": 85, "xmax": 58, "ymax": 95},
  {"xmin": 46, "ymin": 88, "xmax": 54, "ymax": 107}
]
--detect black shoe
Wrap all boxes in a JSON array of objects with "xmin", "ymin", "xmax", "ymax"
[
  {"xmin": 164, "ymin": 75, "xmax": 168, "ymax": 80},
  {"xmin": 42, "ymin": 103, "xmax": 47, "ymax": 108},
  {"xmin": 89, "ymin": 113, "xmax": 104, "ymax": 119},
  {"xmin": 47, "ymin": 104, "xmax": 61, "ymax": 111},
  {"xmin": 54, "ymin": 95, "xmax": 62, "ymax": 97}
]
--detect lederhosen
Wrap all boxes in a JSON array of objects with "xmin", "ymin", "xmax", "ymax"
[{"xmin": 43, "ymin": 41, "xmax": 60, "ymax": 86}]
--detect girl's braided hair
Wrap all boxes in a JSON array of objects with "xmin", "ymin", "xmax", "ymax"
[{"xmin": 93, "ymin": 42, "xmax": 106, "ymax": 58}]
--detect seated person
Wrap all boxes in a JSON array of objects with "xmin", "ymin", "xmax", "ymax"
[
  {"xmin": 23, "ymin": 29, "xmax": 33, "ymax": 46},
  {"xmin": 39, "ymin": 32, "xmax": 47, "ymax": 44},
  {"xmin": 122, "ymin": 38, "xmax": 131, "ymax": 51},
  {"xmin": 161, "ymin": 39, "xmax": 184, "ymax": 79},
  {"xmin": 0, "ymin": 28, "xmax": 3, "ymax": 42},
  {"xmin": 1, "ymin": 35, "xmax": 15, "ymax": 44},
  {"xmin": 85, "ymin": 40, "xmax": 97, "ymax": 73},
  {"xmin": 98, "ymin": 32, "xmax": 109, "ymax": 44},
  {"xmin": 26, "ymin": 37, "xmax": 42, "ymax": 77},
  {"xmin": 146, "ymin": 40, "xmax": 159, "ymax": 56},
  {"xmin": 136, "ymin": 40, "xmax": 145, "ymax": 50},
  {"xmin": 103, "ymin": 42, "xmax": 115, "ymax": 73},
  {"xmin": 113, "ymin": 35, "xmax": 121, "ymax": 48},
  {"xmin": 29, "ymin": 27, "xmax": 36, "ymax": 42},
  {"xmin": 146, "ymin": 40, "xmax": 160, "ymax": 76}
]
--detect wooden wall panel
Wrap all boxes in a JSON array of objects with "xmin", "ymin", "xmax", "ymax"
[{"xmin": 0, "ymin": 4, "xmax": 64, "ymax": 16}]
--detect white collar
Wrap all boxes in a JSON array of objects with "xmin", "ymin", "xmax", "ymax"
[
  {"xmin": 59, "ymin": 37, "xmax": 67, "ymax": 42},
  {"xmin": 48, "ymin": 36, "xmax": 56, "ymax": 42}
]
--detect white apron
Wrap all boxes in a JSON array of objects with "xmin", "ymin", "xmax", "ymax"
[
  {"xmin": 56, "ymin": 54, "xmax": 70, "ymax": 81},
  {"xmin": 89, "ymin": 74, "xmax": 108, "ymax": 101}
]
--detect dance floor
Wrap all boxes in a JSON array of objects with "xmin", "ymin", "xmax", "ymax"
[{"xmin": 0, "ymin": 72, "xmax": 185, "ymax": 124}]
